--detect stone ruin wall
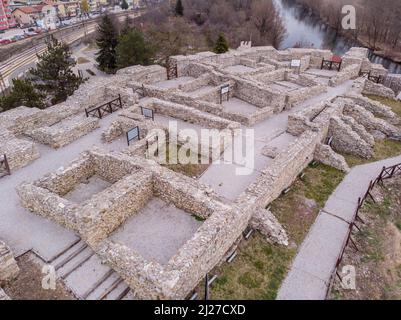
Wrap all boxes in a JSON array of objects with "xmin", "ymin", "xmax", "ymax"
[{"xmin": 0, "ymin": 240, "xmax": 19, "ymax": 286}]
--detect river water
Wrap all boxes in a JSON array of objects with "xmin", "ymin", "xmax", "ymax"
[{"xmin": 274, "ymin": 0, "xmax": 401, "ymax": 74}]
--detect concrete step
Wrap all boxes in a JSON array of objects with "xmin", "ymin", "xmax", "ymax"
[{"xmin": 48, "ymin": 238, "xmax": 134, "ymax": 300}]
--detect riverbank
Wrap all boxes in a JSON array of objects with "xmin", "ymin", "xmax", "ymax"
[{"xmin": 283, "ymin": 0, "xmax": 401, "ymax": 71}]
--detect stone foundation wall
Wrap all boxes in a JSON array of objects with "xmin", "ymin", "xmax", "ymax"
[
  {"xmin": 0, "ymin": 241, "xmax": 19, "ymax": 285},
  {"xmin": 0, "ymin": 288, "xmax": 10, "ymax": 300},
  {"xmin": 383, "ymin": 74, "xmax": 401, "ymax": 95},
  {"xmin": 329, "ymin": 64, "xmax": 361, "ymax": 86},
  {"xmin": 363, "ymin": 80, "xmax": 396, "ymax": 99},
  {"xmin": 27, "ymin": 115, "xmax": 100, "ymax": 149},
  {"xmin": 329, "ymin": 116, "xmax": 374, "ymax": 158},
  {"xmin": 0, "ymin": 130, "xmax": 40, "ymax": 171},
  {"xmin": 287, "ymin": 85, "xmax": 327, "ymax": 107},
  {"xmin": 80, "ymin": 171, "xmax": 154, "ymax": 247},
  {"xmin": 314, "ymin": 143, "xmax": 350, "ymax": 172}
]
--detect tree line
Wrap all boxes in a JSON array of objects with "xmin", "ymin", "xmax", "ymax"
[{"xmin": 293, "ymin": 0, "xmax": 401, "ymax": 53}]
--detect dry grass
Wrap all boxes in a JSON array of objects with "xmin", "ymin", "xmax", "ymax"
[
  {"xmin": 77, "ymin": 57, "xmax": 90, "ymax": 64},
  {"xmin": 159, "ymin": 142, "xmax": 209, "ymax": 178},
  {"xmin": 3, "ymin": 252, "xmax": 75, "ymax": 300},
  {"xmin": 330, "ymin": 176, "xmax": 401, "ymax": 300},
  {"xmin": 344, "ymin": 139, "xmax": 401, "ymax": 167},
  {"xmin": 207, "ymin": 163, "xmax": 345, "ymax": 300}
]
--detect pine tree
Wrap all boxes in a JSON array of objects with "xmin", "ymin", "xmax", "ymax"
[
  {"xmin": 121, "ymin": 0, "xmax": 129, "ymax": 10},
  {"xmin": 30, "ymin": 36, "xmax": 83, "ymax": 105},
  {"xmin": 175, "ymin": 0, "xmax": 184, "ymax": 17},
  {"xmin": 95, "ymin": 14, "xmax": 118, "ymax": 74},
  {"xmin": 120, "ymin": 15, "xmax": 131, "ymax": 36},
  {"xmin": 214, "ymin": 33, "xmax": 229, "ymax": 54},
  {"xmin": 116, "ymin": 29, "xmax": 154, "ymax": 69},
  {"xmin": 0, "ymin": 78, "xmax": 44, "ymax": 111}
]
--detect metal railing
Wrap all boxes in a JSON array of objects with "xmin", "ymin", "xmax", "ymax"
[
  {"xmin": 326, "ymin": 162, "xmax": 401, "ymax": 298},
  {"xmin": 0, "ymin": 154, "xmax": 11, "ymax": 178}
]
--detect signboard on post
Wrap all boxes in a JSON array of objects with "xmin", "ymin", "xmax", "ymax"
[
  {"xmin": 220, "ymin": 84, "xmax": 230, "ymax": 104},
  {"xmin": 126, "ymin": 126, "xmax": 140, "ymax": 146},
  {"xmin": 141, "ymin": 107, "xmax": 154, "ymax": 120},
  {"xmin": 290, "ymin": 59, "xmax": 301, "ymax": 74}
]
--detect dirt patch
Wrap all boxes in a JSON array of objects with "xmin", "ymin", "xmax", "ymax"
[
  {"xmin": 3, "ymin": 252, "xmax": 75, "ymax": 300},
  {"xmin": 330, "ymin": 175, "xmax": 401, "ymax": 300}
]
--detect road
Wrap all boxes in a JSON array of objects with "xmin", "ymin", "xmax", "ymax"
[{"xmin": 0, "ymin": 12, "xmax": 141, "ymax": 92}]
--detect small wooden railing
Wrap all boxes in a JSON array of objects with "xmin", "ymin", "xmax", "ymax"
[{"xmin": 85, "ymin": 95, "xmax": 122, "ymax": 119}]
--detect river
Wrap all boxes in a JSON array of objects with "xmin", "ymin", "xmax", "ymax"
[{"xmin": 274, "ymin": 0, "xmax": 401, "ymax": 74}]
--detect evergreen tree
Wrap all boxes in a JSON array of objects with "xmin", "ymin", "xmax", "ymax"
[
  {"xmin": 95, "ymin": 14, "xmax": 118, "ymax": 73},
  {"xmin": 214, "ymin": 33, "xmax": 229, "ymax": 54},
  {"xmin": 121, "ymin": 0, "xmax": 129, "ymax": 10},
  {"xmin": 120, "ymin": 15, "xmax": 131, "ymax": 36},
  {"xmin": 0, "ymin": 79, "xmax": 44, "ymax": 111},
  {"xmin": 116, "ymin": 29, "xmax": 154, "ymax": 69},
  {"xmin": 30, "ymin": 36, "xmax": 83, "ymax": 105},
  {"xmin": 175, "ymin": 0, "xmax": 184, "ymax": 17}
]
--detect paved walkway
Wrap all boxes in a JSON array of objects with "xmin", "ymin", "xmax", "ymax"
[
  {"xmin": 277, "ymin": 154, "xmax": 401, "ymax": 300},
  {"xmin": 200, "ymin": 81, "xmax": 354, "ymax": 202}
]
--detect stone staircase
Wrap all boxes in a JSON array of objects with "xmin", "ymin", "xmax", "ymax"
[{"xmin": 50, "ymin": 240, "xmax": 133, "ymax": 300}]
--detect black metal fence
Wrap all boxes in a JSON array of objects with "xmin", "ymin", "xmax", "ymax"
[
  {"xmin": 85, "ymin": 95, "xmax": 122, "ymax": 119},
  {"xmin": 327, "ymin": 162, "xmax": 401, "ymax": 298},
  {"xmin": 358, "ymin": 70, "xmax": 385, "ymax": 84},
  {"xmin": 0, "ymin": 154, "xmax": 11, "ymax": 178},
  {"xmin": 321, "ymin": 59, "xmax": 342, "ymax": 71}
]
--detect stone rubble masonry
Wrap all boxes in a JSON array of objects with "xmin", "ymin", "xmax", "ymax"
[
  {"xmin": 344, "ymin": 94, "xmax": 399, "ymax": 125},
  {"xmin": 329, "ymin": 116, "xmax": 374, "ymax": 159},
  {"xmin": 329, "ymin": 64, "xmax": 361, "ymax": 87},
  {"xmin": 102, "ymin": 107, "xmax": 163, "ymax": 143},
  {"xmin": 341, "ymin": 115, "xmax": 375, "ymax": 147},
  {"xmin": 363, "ymin": 79, "xmax": 396, "ymax": 99},
  {"xmin": 383, "ymin": 74, "xmax": 401, "ymax": 96},
  {"xmin": 249, "ymin": 208, "xmax": 289, "ymax": 245},
  {"xmin": 26, "ymin": 115, "xmax": 100, "ymax": 149},
  {"xmin": 0, "ymin": 129, "xmax": 40, "ymax": 171},
  {"xmin": 314, "ymin": 143, "xmax": 350, "ymax": 173},
  {"xmin": 17, "ymin": 148, "xmax": 252, "ymax": 299},
  {"xmin": 0, "ymin": 288, "xmax": 11, "ymax": 300},
  {"xmin": 0, "ymin": 240, "xmax": 19, "ymax": 285},
  {"xmin": 341, "ymin": 47, "xmax": 368, "ymax": 69},
  {"xmin": 7, "ymin": 45, "xmax": 400, "ymax": 300},
  {"xmin": 343, "ymin": 104, "xmax": 401, "ymax": 139}
]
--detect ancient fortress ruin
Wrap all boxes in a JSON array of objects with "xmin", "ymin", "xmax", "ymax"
[{"xmin": 1, "ymin": 45, "xmax": 401, "ymax": 300}]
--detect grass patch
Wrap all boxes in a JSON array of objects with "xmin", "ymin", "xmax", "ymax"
[
  {"xmin": 343, "ymin": 137, "xmax": 401, "ymax": 167},
  {"xmin": 271, "ymin": 163, "xmax": 345, "ymax": 245},
  {"xmin": 77, "ymin": 57, "xmax": 90, "ymax": 64},
  {"xmin": 210, "ymin": 234, "xmax": 296, "ymax": 300},
  {"xmin": 208, "ymin": 163, "xmax": 344, "ymax": 300}
]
